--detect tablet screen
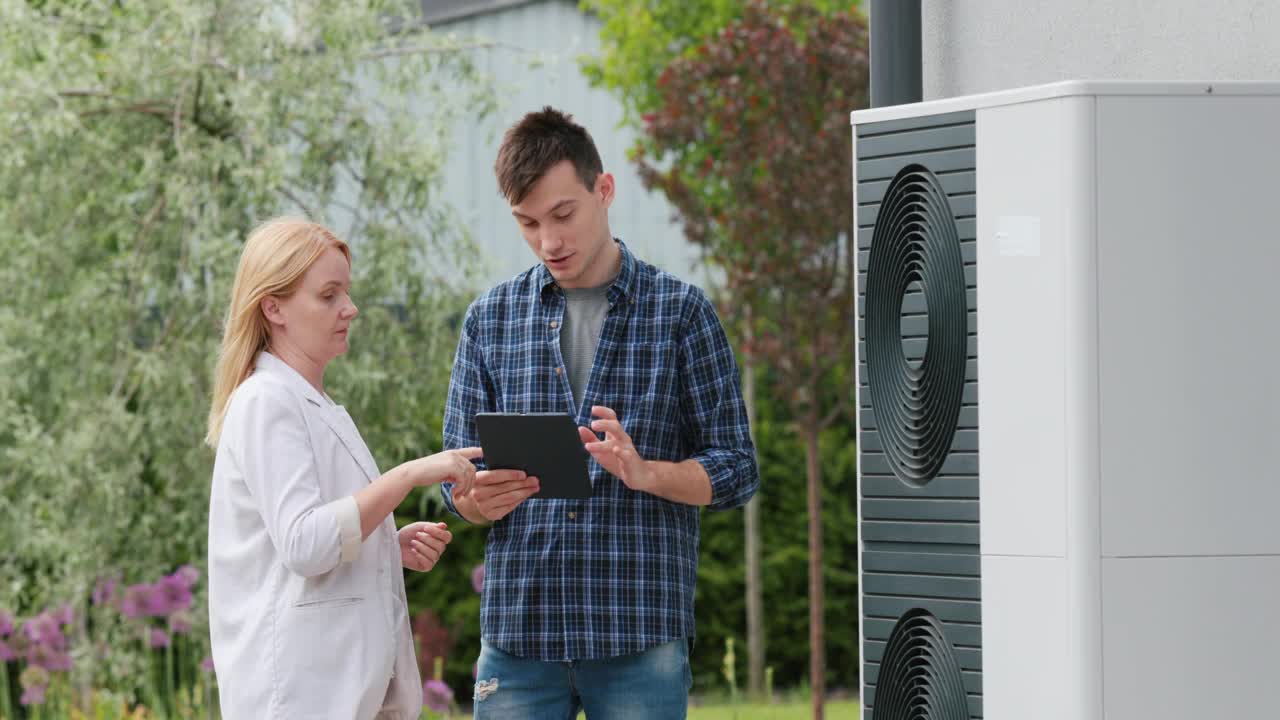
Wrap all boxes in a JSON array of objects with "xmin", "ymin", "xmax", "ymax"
[{"xmin": 474, "ymin": 412, "xmax": 592, "ymax": 500}]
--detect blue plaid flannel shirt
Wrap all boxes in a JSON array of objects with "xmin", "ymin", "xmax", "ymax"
[{"xmin": 441, "ymin": 239, "xmax": 759, "ymax": 661}]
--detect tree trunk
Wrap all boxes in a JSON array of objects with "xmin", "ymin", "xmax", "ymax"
[
  {"xmin": 743, "ymin": 343, "xmax": 765, "ymax": 697},
  {"xmin": 806, "ymin": 414, "xmax": 825, "ymax": 720}
]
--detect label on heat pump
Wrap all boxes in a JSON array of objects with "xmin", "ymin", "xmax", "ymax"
[{"xmin": 995, "ymin": 215, "xmax": 1042, "ymax": 257}]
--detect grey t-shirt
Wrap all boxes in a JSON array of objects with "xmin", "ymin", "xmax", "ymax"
[{"xmin": 560, "ymin": 282, "xmax": 611, "ymax": 410}]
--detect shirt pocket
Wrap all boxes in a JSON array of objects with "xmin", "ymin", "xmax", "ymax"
[{"xmin": 610, "ymin": 341, "xmax": 680, "ymax": 456}]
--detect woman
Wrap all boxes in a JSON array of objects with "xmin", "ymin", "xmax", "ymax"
[{"xmin": 205, "ymin": 218, "xmax": 477, "ymax": 720}]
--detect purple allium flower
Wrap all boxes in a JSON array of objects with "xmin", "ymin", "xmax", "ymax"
[
  {"xmin": 27, "ymin": 644, "xmax": 72, "ymax": 672},
  {"xmin": 422, "ymin": 678, "xmax": 454, "ymax": 713},
  {"xmin": 23, "ymin": 613, "xmax": 63, "ymax": 649},
  {"xmin": 0, "ymin": 639, "xmax": 15, "ymax": 662},
  {"xmin": 53, "ymin": 603, "xmax": 74, "ymax": 628},
  {"xmin": 156, "ymin": 575, "xmax": 193, "ymax": 614},
  {"xmin": 49, "ymin": 650, "xmax": 73, "ymax": 671},
  {"xmin": 174, "ymin": 564, "xmax": 200, "ymax": 588},
  {"xmin": 124, "ymin": 582, "xmax": 171, "ymax": 617},
  {"xmin": 47, "ymin": 651, "xmax": 73, "ymax": 672},
  {"xmin": 200, "ymin": 655, "xmax": 215, "ymax": 673},
  {"xmin": 92, "ymin": 577, "xmax": 119, "ymax": 606},
  {"xmin": 146, "ymin": 582, "xmax": 179, "ymax": 616},
  {"xmin": 0, "ymin": 609, "xmax": 14, "ymax": 637},
  {"xmin": 26, "ymin": 644, "xmax": 52, "ymax": 669},
  {"xmin": 147, "ymin": 628, "xmax": 170, "ymax": 649},
  {"xmin": 19, "ymin": 684, "xmax": 45, "ymax": 706},
  {"xmin": 471, "ymin": 563, "xmax": 485, "ymax": 594},
  {"xmin": 168, "ymin": 611, "xmax": 192, "ymax": 634},
  {"xmin": 120, "ymin": 584, "xmax": 150, "ymax": 619}
]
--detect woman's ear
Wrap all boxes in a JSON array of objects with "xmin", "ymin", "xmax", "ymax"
[{"xmin": 260, "ymin": 296, "xmax": 285, "ymax": 328}]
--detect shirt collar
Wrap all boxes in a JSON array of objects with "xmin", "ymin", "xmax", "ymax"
[
  {"xmin": 254, "ymin": 351, "xmax": 328, "ymax": 407},
  {"xmin": 537, "ymin": 238, "xmax": 637, "ymax": 306}
]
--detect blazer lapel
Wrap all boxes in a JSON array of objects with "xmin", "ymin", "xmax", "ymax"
[
  {"xmin": 309, "ymin": 405, "xmax": 379, "ymax": 482},
  {"xmin": 254, "ymin": 352, "xmax": 379, "ymax": 483}
]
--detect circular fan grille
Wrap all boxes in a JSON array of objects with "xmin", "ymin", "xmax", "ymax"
[
  {"xmin": 865, "ymin": 164, "xmax": 968, "ymax": 486},
  {"xmin": 870, "ymin": 609, "xmax": 969, "ymax": 720}
]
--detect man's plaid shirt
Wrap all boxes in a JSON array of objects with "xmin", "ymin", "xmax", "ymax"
[{"xmin": 441, "ymin": 240, "xmax": 759, "ymax": 661}]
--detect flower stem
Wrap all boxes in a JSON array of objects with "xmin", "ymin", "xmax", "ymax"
[
  {"xmin": 0, "ymin": 661, "xmax": 12, "ymax": 720},
  {"xmin": 165, "ymin": 640, "xmax": 175, "ymax": 716},
  {"xmin": 146, "ymin": 641, "xmax": 162, "ymax": 717}
]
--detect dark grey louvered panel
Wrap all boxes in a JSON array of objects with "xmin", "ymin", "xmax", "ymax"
[{"xmin": 856, "ymin": 110, "xmax": 982, "ymax": 719}]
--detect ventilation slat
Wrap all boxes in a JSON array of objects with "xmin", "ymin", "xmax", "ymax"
[
  {"xmin": 856, "ymin": 110, "xmax": 977, "ymax": 137},
  {"xmin": 859, "ymin": 193, "xmax": 976, "ymax": 228},
  {"xmin": 859, "ymin": 217, "xmax": 976, "ymax": 246},
  {"xmin": 864, "ymin": 616, "xmax": 983, "ymax": 645},
  {"xmin": 858, "ymin": 288, "xmax": 976, "ymax": 318},
  {"xmin": 861, "ymin": 429, "xmax": 978, "ymax": 454},
  {"xmin": 861, "ymin": 497, "xmax": 980, "ymax": 522},
  {"xmin": 858, "ymin": 406, "xmax": 978, "ymax": 433},
  {"xmin": 856, "ymin": 123, "xmax": 976, "ymax": 160},
  {"xmin": 859, "ymin": 170, "xmax": 975, "ymax": 206},
  {"xmin": 860, "ymin": 452, "xmax": 978, "ymax": 477},
  {"xmin": 857, "ymin": 112, "xmax": 981, "ymax": 720}
]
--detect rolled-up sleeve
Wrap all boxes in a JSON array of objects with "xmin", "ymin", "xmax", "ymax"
[
  {"xmin": 679, "ymin": 289, "xmax": 760, "ymax": 511},
  {"xmin": 441, "ymin": 306, "xmax": 495, "ymax": 520},
  {"xmin": 227, "ymin": 385, "xmax": 360, "ymax": 576}
]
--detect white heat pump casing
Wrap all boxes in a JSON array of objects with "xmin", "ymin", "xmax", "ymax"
[{"xmin": 852, "ymin": 81, "xmax": 1280, "ymax": 720}]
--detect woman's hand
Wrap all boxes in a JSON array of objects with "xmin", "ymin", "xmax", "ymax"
[
  {"xmin": 399, "ymin": 521, "xmax": 452, "ymax": 572},
  {"xmin": 412, "ymin": 447, "xmax": 482, "ymax": 497}
]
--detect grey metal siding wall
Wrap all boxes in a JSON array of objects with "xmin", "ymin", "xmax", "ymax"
[{"xmin": 856, "ymin": 110, "xmax": 981, "ymax": 718}]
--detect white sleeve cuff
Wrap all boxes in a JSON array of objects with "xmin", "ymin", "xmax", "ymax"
[{"xmin": 327, "ymin": 495, "xmax": 362, "ymax": 563}]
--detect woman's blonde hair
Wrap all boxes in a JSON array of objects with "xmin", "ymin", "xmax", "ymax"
[{"xmin": 205, "ymin": 217, "xmax": 350, "ymax": 447}]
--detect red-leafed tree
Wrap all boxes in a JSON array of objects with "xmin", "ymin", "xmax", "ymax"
[{"xmin": 635, "ymin": 3, "xmax": 868, "ymax": 717}]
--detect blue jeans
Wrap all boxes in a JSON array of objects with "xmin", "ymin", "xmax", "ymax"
[{"xmin": 472, "ymin": 638, "xmax": 692, "ymax": 719}]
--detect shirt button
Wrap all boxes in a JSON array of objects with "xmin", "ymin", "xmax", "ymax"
[
  {"xmin": 568, "ymin": 512, "xmax": 576, "ymax": 520},
  {"xmin": 550, "ymin": 320, "xmax": 558, "ymax": 329},
  {"xmin": 555, "ymin": 367, "xmax": 563, "ymax": 376}
]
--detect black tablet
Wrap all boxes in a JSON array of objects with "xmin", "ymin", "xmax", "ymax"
[{"xmin": 474, "ymin": 412, "xmax": 593, "ymax": 500}]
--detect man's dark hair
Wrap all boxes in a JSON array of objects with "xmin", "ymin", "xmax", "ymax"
[{"xmin": 494, "ymin": 107, "xmax": 603, "ymax": 204}]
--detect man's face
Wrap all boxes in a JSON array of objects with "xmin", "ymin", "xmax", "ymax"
[{"xmin": 511, "ymin": 160, "xmax": 615, "ymax": 288}]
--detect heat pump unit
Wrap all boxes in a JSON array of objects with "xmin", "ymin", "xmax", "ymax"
[{"xmin": 851, "ymin": 81, "xmax": 1280, "ymax": 720}]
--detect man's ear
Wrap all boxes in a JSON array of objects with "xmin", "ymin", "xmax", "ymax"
[{"xmin": 596, "ymin": 172, "xmax": 616, "ymax": 210}]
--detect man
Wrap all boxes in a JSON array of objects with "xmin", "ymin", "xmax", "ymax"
[{"xmin": 441, "ymin": 107, "xmax": 758, "ymax": 719}]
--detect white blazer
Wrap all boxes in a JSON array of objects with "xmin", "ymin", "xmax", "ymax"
[{"xmin": 208, "ymin": 352, "xmax": 422, "ymax": 720}]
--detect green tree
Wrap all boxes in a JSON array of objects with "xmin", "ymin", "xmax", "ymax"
[
  {"xmin": 0, "ymin": 0, "xmax": 489, "ymax": 704},
  {"xmin": 634, "ymin": 3, "xmax": 868, "ymax": 717},
  {"xmin": 586, "ymin": 0, "xmax": 865, "ymax": 696},
  {"xmin": 694, "ymin": 366, "xmax": 860, "ymax": 696},
  {"xmin": 582, "ymin": 0, "xmax": 861, "ymax": 700},
  {"xmin": 580, "ymin": 0, "xmax": 856, "ymax": 125}
]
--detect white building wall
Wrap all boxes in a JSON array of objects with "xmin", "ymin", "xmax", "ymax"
[{"xmin": 920, "ymin": 0, "xmax": 1280, "ymax": 100}]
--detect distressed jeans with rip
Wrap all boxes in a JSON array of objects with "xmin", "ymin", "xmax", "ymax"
[{"xmin": 471, "ymin": 638, "xmax": 692, "ymax": 719}]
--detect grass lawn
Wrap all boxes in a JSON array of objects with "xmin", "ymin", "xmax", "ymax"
[
  {"xmin": 687, "ymin": 699, "xmax": 860, "ymax": 719},
  {"xmin": 441, "ymin": 699, "xmax": 861, "ymax": 719}
]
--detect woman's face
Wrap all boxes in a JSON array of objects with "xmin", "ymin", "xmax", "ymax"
[{"xmin": 264, "ymin": 247, "xmax": 358, "ymax": 366}]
